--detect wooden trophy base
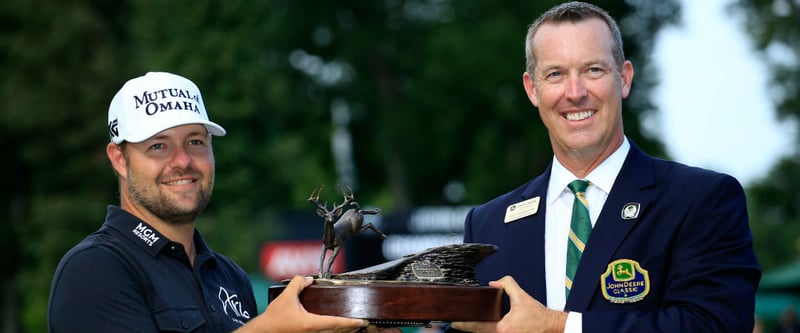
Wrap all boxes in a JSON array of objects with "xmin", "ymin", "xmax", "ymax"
[{"xmin": 268, "ymin": 283, "xmax": 503, "ymax": 326}]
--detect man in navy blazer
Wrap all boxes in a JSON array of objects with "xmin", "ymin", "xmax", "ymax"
[{"xmin": 450, "ymin": 2, "xmax": 760, "ymax": 333}]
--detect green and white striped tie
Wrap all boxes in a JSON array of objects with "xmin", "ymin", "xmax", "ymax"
[{"xmin": 565, "ymin": 179, "xmax": 591, "ymax": 298}]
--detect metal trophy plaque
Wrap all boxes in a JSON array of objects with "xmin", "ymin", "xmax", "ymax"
[{"xmin": 267, "ymin": 186, "xmax": 502, "ymax": 327}]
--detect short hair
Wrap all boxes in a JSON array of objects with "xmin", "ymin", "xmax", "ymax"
[{"xmin": 524, "ymin": 1, "xmax": 625, "ymax": 74}]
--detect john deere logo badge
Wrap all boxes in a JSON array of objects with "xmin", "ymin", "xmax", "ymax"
[{"xmin": 601, "ymin": 259, "xmax": 650, "ymax": 303}]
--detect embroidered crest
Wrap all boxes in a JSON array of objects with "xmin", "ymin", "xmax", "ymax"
[{"xmin": 601, "ymin": 259, "xmax": 650, "ymax": 303}]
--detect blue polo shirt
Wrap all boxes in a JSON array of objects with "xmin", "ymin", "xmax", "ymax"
[{"xmin": 48, "ymin": 206, "xmax": 257, "ymax": 333}]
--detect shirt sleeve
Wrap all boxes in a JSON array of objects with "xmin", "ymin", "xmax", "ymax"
[
  {"xmin": 564, "ymin": 312, "xmax": 582, "ymax": 333},
  {"xmin": 48, "ymin": 245, "xmax": 158, "ymax": 333}
]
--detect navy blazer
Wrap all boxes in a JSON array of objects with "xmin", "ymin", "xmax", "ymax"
[{"xmin": 463, "ymin": 143, "xmax": 760, "ymax": 333}]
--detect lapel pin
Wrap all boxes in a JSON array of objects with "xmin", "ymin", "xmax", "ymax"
[{"xmin": 621, "ymin": 202, "xmax": 641, "ymax": 220}]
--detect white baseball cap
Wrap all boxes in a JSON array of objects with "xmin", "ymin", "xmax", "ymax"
[{"xmin": 107, "ymin": 72, "xmax": 226, "ymax": 144}]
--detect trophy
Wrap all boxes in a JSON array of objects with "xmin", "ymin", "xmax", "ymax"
[{"xmin": 268, "ymin": 186, "xmax": 502, "ymax": 327}]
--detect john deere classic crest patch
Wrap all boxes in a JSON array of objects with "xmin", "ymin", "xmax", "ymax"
[{"xmin": 601, "ymin": 259, "xmax": 650, "ymax": 303}]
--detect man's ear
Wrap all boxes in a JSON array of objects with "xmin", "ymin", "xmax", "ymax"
[
  {"xmin": 620, "ymin": 60, "xmax": 634, "ymax": 99},
  {"xmin": 106, "ymin": 142, "xmax": 127, "ymax": 177},
  {"xmin": 522, "ymin": 72, "xmax": 540, "ymax": 107}
]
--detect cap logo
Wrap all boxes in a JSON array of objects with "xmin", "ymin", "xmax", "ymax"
[
  {"xmin": 133, "ymin": 88, "xmax": 202, "ymax": 116},
  {"xmin": 108, "ymin": 118, "xmax": 119, "ymax": 139}
]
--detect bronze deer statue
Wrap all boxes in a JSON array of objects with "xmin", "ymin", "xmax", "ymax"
[{"xmin": 308, "ymin": 185, "xmax": 387, "ymax": 278}]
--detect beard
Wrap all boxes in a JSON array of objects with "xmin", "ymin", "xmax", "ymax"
[{"xmin": 126, "ymin": 167, "xmax": 212, "ymax": 226}]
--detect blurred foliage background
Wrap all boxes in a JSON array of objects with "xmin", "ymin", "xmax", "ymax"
[{"xmin": 0, "ymin": 0, "xmax": 797, "ymax": 332}]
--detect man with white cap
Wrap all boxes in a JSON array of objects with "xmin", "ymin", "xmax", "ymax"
[{"xmin": 47, "ymin": 72, "xmax": 392, "ymax": 332}]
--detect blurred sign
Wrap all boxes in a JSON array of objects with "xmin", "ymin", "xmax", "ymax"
[
  {"xmin": 407, "ymin": 206, "xmax": 472, "ymax": 233},
  {"xmin": 375, "ymin": 206, "xmax": 470, "ymax": 260},
  {"xmin": 259, "ymin": 240, "xmax": 345, "ymax": 281},
  {"xmin": 381, "ymin": 233, "xmax": 463, "ymax": 260}
]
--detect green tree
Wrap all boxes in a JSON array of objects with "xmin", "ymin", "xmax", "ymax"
[
  {"xmin": 746, "ymin": 159, "xmax": 800, "ymax": 269},
  {"xmin": 731, "ymin": 0, "xmax": 800, "ymax": 269},
  {"xmin": 0, "ymin": 1, "xmax": 134, "ymax": 331}
]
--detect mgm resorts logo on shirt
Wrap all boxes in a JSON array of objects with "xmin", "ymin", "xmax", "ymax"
[
  {"xmin": 132, "ymin": 222, "xmax": 160, "ymax": 247},
  {"xmin": 133, "ymin": 88, "xmax": 202, "ymax": 116}
]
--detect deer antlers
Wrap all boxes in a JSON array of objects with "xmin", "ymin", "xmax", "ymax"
[{"xmin": 307, "ymin": 185, "xmax": 355, "ymax": 219}]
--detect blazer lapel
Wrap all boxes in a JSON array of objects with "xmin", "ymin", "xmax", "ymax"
[
  {"xmin": 565, "ymin": 144, "xmax": 656, "ymax": 311},
  {"xmin": 507, "ymin": 166, "xmax": 551, "ymax": 304}
]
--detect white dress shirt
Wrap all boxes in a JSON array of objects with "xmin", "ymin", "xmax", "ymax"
[{"xmin": 544, "ymin": 138, "xmax": 630, "ymax": 333}]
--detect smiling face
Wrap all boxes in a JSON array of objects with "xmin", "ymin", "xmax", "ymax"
[
  {"xmin": 523, "ymin": 18, "xmax": 633, "ymax": 174},
  {"xmin": 107, "ymin": 124, "xmax": 215, "ymax": 226}
]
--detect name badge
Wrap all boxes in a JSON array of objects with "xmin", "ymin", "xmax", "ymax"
[{"xmin": 504, "ymin": 197, "xmax": 540, "ymax": 223}]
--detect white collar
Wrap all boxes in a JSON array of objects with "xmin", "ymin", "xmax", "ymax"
[{"xmin": 547, "ymin": 137, "xmax": 630, "ymax": 204}]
